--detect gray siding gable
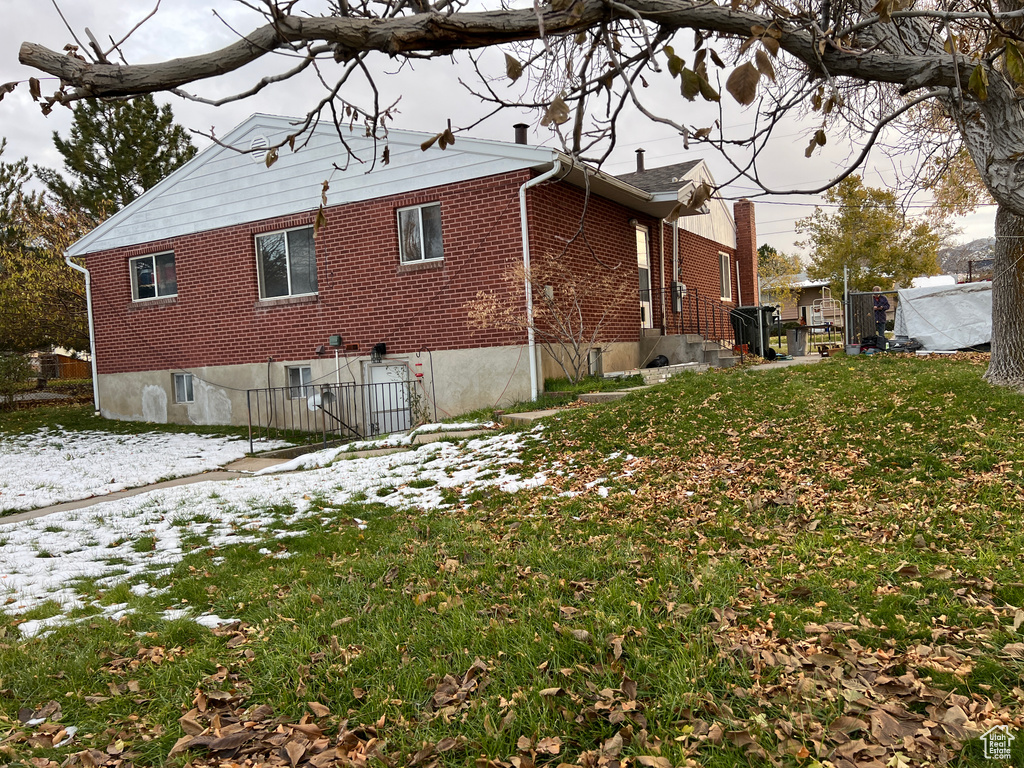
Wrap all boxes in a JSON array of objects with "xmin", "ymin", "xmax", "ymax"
[
  {"xmin": 68, "ymin": 114, "xmax": 559, "ymax": 257},
  {"xmin": 676, "ymin": 162, "xmax": 736, "ymax": 248}
]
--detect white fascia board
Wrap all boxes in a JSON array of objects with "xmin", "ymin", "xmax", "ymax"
[{"xmin": 64, "ymin": 122, "xmax": 239, "ymax": 258}]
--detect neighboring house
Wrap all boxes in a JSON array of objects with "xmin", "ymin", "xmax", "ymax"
[
  {"xmin": 763, "ymin": 273, "xmax": 833, "ymax": 324},
  {"xmin": 67, "ymin": 115, "xmax": 757, "ymax": 429}
]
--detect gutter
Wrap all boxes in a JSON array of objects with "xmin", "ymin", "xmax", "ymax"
[
  {"xmin": 64, "ymin": 252, "xmax": 100, "ymax": 415},
  {"xmin": 519, "ymin": 158, "xmax": 563, "ymax": 401},
  {"xmin": 553, "ymin": 151, "xmax": 656, "ymax": 202}
]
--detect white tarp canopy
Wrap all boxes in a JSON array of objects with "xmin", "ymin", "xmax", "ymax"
[{"xmin": 894, "ymin": 282, "xmax": 992, "ymax": 350}]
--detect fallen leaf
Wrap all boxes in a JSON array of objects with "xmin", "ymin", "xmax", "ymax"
[{"xmin": 308, "ymin": 702, "xmax": 331, "ymax": 717}]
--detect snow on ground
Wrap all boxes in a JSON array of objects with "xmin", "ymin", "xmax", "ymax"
[
  {"xmin": 0, "ymin": 427, "xmax": 548, "ymax": 631},
  {"xmin": 0, "ymin": 429, "xmax": 289, "ymax": 513}
]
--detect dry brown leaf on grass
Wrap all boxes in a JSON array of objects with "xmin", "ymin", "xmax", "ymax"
[
  {"xmin": 537, "ymin": 736, "xmax": 562, "ymax": 754},
  {"xmin": 308, "ymin": 701, "xmax": 331, "ymax": 717}
]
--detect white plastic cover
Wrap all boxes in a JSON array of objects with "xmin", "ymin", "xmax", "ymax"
[{"xmin": 894, "ymin": 282, "xmax": 991, "ymax": 350}]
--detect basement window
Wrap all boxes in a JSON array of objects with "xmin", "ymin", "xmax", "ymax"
[
  {"xmin": 173, "ymin": 373, "xmax": 194, "ymax": 404},
  {"xmin": 287, "ymin": 366, "xmax": 313, "ymax": 400}
]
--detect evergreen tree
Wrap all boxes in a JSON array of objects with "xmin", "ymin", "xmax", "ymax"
[
  {"xmin": 0, "ymin": 139, "xmax": 38, "ymax": 250},
  {"xmin": 35, "ymin": 96, "xmax": 197, "ymax": 218}
]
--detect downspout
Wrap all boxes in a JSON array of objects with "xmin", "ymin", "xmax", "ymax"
[
  {"xmin": 519, "ymin": 159, "xmax": 563, "ymax": 401},
  {"xmin": 64, "ymin": 252, "xmax": 100, "ymax": 415},
  {"xmin": 672, "ymin": 221, "xmax": 679, "ymax": 284},
  {"xmin": 658, "ymin": 221, "xmax": 666, "ymax": 332}
]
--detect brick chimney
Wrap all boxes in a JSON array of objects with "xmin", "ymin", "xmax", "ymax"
[{"xmin": 733, "ymin": 199, "xmax": 759, "ymax": 305}]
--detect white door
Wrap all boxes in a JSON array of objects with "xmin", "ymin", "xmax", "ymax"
[
  {"xmin": 365, "ymin": 363, "xmax": 412, "ymax": 435},
  {"xmin": 636, "ymin": 225, "xmax": 653, "ymax": 329}
]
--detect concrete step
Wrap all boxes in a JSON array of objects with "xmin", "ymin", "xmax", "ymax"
[
  {"xmin": 500, "ymin": 409, "xmax": 563, "ymax": 425},
  {"xmin": 578, "ymin": 389, "xmax": 641, "ymax": 403}
]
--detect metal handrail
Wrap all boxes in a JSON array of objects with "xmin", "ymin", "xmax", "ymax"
[
  {"xmin": 644, "ymin": 286, "xmax": 752, "ymax": 362},
  {"xmin": 247, "ymin": 379, "xmax": 414, "ymax": 453}
]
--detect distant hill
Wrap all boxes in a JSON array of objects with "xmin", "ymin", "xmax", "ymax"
[{"xmin": 940, "ymin": 237, "xmax": 994, "ymax": 279}]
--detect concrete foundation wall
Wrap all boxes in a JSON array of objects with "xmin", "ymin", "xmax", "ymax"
[
  {"xmin": 539, "ymin": 342, "xmax": 638, "ymax": 382},
  {"xmin": 639, "ymin": 334, "xmax": 704, "ymax": 366},
  {"xmin": 97, "ymin": 344, "xmax": 534, "ymax": 426}
]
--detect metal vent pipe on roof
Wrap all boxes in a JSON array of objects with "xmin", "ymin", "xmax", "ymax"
[
  {"xmin": 636, "ymin": 149, "xmax": 645, "ymax": 173},
  {"xmin": 514, "ymin": 123, "xmax": 529, "ymax": 145}
]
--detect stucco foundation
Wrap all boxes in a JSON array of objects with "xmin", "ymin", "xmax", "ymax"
[
  {"xmin": 97, "ymin": 343, "xmax": 536, "ymax": 427},
  {"xmin": 538, "ymin": 342, "xmax": 639, "ymax": 382}
]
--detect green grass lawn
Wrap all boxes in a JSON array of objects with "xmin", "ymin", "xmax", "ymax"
[
  {"xmin": 1, "ymin": 353, "xmax": 1022, "ymax": 767},
  {"xmin": 0, "ymin": 403, "xmax": 256, "ymax": 441}
]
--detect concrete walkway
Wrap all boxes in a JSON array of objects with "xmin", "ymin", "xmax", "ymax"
[
  {"xmin": 501, "ymin": 353, "xmax": 827, "ymax": 424},
  {"xmin": 744, "ymin": 354, "xmax": 827, "ymax": 371},
  {"xmin": 3, "ymin": 428, "xmax": 496, "ymax": 523}
]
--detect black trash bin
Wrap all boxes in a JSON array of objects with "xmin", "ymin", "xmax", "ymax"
[{"xmin": 729, "ymin": 306, "xmax": 775, "ymax": 358}]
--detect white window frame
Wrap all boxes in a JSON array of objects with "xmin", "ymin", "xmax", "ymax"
[
  {"xmin": 173, "ymin": 373, "xmax": 194, "ymax": 404},
  {"xmin": 397, "ymin": 202, "xmax": 444, "ymax": 264},
  {"xmin": 287, "ymin": 365, "xmax": 313, "ymax": 400},
  {"xmin": 255, "ymin": 226, "xmax": 318, "ymax": 299},
  {"xmin": 129, "ymin": 252, "xmax": 177, "ymax": 301},
  {"xmin": 719, "ymin": 252, "xmax": 732, "ymax": 302},
  {"xmin": 636, "ymin": 224, "xmax": 653, "ymax": 329}
]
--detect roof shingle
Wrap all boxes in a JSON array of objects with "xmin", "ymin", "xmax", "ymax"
[{"xmin": 615, "ymin": 159, "xmax": 702, "ymax": 194}]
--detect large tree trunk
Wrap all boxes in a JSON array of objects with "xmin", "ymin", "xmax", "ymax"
[{"xmin": 984, "ymin": 205, "xmax": 1024, "ymax": 388}]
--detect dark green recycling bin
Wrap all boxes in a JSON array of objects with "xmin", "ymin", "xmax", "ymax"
[{"xmin": 729, "ymin": 306, "xmax": 775, "ymax": 357}]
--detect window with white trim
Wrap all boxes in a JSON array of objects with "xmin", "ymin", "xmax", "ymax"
[
  {"xmin": 397, "ymin": 203, "xmax": 443, "ymax": 264},
  {"xmin": 255, "ymin": 227, "xmax": 318, "ymax": 299},
  {"xmin": 719, "ymin": 252, "xmax": 732, "ymax": 301},
  {"xmin": 636, "ymin": 224, "xmax": 653, "ymax": 329},
  {"xmin": 130, "ymin": 252, "xmax": 177, "ymax": 300},
  {"xmin": 287, "ymin": 366, "xmax": 312, "ymax": 400},
  {"xmin": 173, "ymin": 373, "xmax": 194, "ymax": 404}
]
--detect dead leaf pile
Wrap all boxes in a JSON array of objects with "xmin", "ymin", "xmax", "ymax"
[
  {"xmin": 0, "ymin": 701, "xmax": 70, "ymax": 760},
  {"xmin": 425, "ymin": 658, "xmax": 491, "ymax": 718},
  {"xmin": 663, "ymin": 622, "xmax": 1024, "ymax": 767},
  {"xmin": 165, "ymin": 685, "xmax": 390, "ymax": 768}
]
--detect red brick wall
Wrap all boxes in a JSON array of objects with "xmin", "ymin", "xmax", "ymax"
[
  {"xmin": 87, "ymin": 169, "xmax": 753, "ymax": 376},
  {"xmin": 88, "ymin": 170, "xmax": 536, "ymax": 375},
  {"xmin": 653, "ymin": 200, "xmax": 760, "ymax": 336},
  {"xmin": 528, "ymin": 182, "xmax": 655, "ymax": 342},
  {"xmin": 733, "ymin": 199, "xmax": 758, "ymax": 305}
]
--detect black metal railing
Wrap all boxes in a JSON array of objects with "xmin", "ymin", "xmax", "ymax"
[
  {"xmin": 643, "ymin": 287, "xmax": 745, "ymax": 358},
  {"xmin": 246, "ymin": 380, "xmax": 414, "ymax": 453},
  {"xmin": 644, "ymin": 287, "xmax": 738, "ymax": 341}
]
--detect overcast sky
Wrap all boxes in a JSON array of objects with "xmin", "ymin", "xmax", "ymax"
[{"xmin": 1, "ymin": 0, "xmax": 997, "ymax": 261}]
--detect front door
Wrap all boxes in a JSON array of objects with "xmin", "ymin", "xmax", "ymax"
[{"xmin": 636, "ymin": 224, "xmax": 653, "ymax": 329}]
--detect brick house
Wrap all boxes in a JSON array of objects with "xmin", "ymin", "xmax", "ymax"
[{"xmin": 68, "ymin": 114, "xmax": 758, "ymax": 429}]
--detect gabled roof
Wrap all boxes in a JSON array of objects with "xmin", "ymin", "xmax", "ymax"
[
  {"xmin": 614, "ymin": 160, "xmax": 703, "ymax": 194},
  {"xmin": 67, "ymin": 115, "xmax": 710, "ymax": 257},
  {"xmin": 617, "ymin": 158, "xmax": 738, "ymax": 248},
  {"xmin": 68, "ymin": 115, "xmax": 552, "ymax": 256}
]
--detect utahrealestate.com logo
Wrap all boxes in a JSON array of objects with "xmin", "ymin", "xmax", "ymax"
[{"xmin": 981, "ymin": 725, "xmax": 1015, "ymax": 761}]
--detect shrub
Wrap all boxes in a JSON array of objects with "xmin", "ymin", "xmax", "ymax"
[{"xmin": 0, "ymin": 354, "xmax": 34, "ymax": 410}]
